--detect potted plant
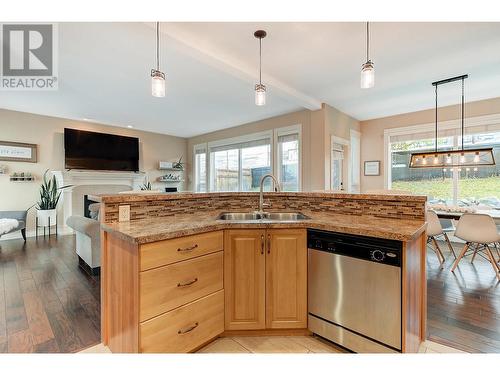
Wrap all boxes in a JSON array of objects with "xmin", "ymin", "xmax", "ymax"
[{"xmin": 36, "ymin": 170, "xmax": 71, "ymax": 227}]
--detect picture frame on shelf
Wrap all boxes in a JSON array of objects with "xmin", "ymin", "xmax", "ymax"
[
  {"xmin": 0, "ymin": 141, "xmax": 37, "ymax": 163},
  {"xmin": 364, "ymin": 160, "xmax": 380, "ymax": 176}
]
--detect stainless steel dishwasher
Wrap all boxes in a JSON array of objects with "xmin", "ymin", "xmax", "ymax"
[{"xmin": 307, "ymin": 229, "xmax": 402, "ymax": 353}]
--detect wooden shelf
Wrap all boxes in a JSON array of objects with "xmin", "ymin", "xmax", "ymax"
[{"xmin": 10, "ymin": 178, "xmax": 36, "ymax": 182}]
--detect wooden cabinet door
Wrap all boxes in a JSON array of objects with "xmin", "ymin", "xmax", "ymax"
[
  {"xmin": 265, "ymin": 229, "xmax": 307, "ymax": 329},
  {"xmin": 224, "ymin": 229, "xmax": 266, "ymax": 330}
]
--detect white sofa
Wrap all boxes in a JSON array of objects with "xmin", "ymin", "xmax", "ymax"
[{"xmin": 66, "ymin": 206, "xmax": 101, "ymax": 275}]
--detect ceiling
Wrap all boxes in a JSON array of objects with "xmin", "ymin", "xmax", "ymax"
[{"xmin": 1, "ymin": 22, "xmax": 500, "ymax": 137}]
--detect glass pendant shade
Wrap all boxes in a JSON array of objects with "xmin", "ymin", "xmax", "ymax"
[
  {"xmin": 409, "ymin": 148, "xmax": 495, "ymax": 168},
  {"xmin": 255, "ymin": 83, "xmax": 266, "ymax": 106},
  {"xmin": 151, "ymin": 69, "xmax": 166, "ymax": 98},
  {"xmin": 360, "ymin": 61, "xmax": 375, "ymax": 89}
]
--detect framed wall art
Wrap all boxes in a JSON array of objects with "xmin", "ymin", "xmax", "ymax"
[
  {"xmin": 0, "ymin": 141, "xmax": 38, "ymax": 163},
  {"xmin": 364, "ymin": 160, "xmax": 380, "ymax": 176}
]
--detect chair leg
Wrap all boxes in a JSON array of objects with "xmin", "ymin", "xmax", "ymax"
[
  {"xmin": 443, "ymin": 233, "xmax": 457, "ymax": 259},
  {"xmin": 431, "ymin": 237, "xmax": 445, "ymax": 267},
  {"xmin": 484, "ymin": 245, "xmax": 500, "ymax": 281},
  {"xmin": 21, "ymin": 228, "xmax": 26, "ymax": 242},
  {"xmin": 471, "ymin": 243, "xmax": 480, "ymax": 263},
  {"xmin": 451, "ymin": 242, "xmax": 470, "ymax": 273}
]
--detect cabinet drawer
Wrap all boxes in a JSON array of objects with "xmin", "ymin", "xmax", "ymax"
[
  {"xmin": 140, "ymin": 251, "xmax": 223, "ymax": 321},
  {"xmin": 140, "ymin": 290, "xmax": 224, "ymax": 353},
  {"xmin": 140, "ymin": 231, "xmax": 223, "ymax": 271}
]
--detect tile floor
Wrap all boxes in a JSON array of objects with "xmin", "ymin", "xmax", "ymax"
[{"xmin": 79, "ymin": 336, "xmax": 466, "ymax": 354}]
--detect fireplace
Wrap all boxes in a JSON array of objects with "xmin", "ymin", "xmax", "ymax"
[
  {"xmin": 83, "ymin": 195, "xmax": 98, "ymax": 219},
  {"xmin": 51, "ymin": 170, "xmax": 145, "ymax": 228}
]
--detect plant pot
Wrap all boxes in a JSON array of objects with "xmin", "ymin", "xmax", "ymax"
[{"xmin": 37, "ymin": 209, "xmax": 57, "ymax": 227}]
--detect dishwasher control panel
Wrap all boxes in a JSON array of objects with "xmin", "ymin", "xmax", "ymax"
[{"xmin": 307, "ymin": 229, "xmax": 402, "ymax": 267}]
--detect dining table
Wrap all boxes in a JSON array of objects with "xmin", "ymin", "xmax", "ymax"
[{"xmin": 434, "ymin": 209, "xmax": 500, "ymax": 221}]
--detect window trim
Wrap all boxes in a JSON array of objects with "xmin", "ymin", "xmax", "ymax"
[
  {"xmin": 207, "ymin": 130, "xmax": 273, "ymax": 150},
  {"xmin": 274, "ymin": 124, "xmax": 302, "ymax": 191},
  {"xmin": 193, "ymin": 143, "xmax": 208, "ymax": 192}
]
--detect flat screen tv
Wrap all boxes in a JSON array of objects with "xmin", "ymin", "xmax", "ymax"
[{"xmin": 64, "ymin": 128, "xmax": 139, "ymax": 171}]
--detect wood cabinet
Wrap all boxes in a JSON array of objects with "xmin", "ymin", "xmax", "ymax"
[
  {"xmin": 266, "ymin": 229, "xmax": 307, "ymax": 329},
  {"xmin": 224, "ymin": 229, "xmax": 266, "ymax": 330},
  {"xmin": 140, "ymin": 251, "xmax": 223, "ymax": 322},
  {"xmin": 103, "ymin": 231, "xmax": 224, "ymax": 353},
  {"xmin": 140, "ymin": 290, "xmax": 224, "ymax": 353},
  {"xmin": 224, "ymin": 228, "xmax": 307, "ymax": 331}
]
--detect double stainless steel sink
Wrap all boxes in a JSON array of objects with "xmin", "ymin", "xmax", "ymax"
[{"xmin": 217, "ymin": 212, "xmax": 310, "ymax": 222}]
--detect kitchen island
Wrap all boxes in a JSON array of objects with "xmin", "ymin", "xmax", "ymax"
[{"xmin": 95, "ymin": 192, "xmax": 427, "ymax": 354}]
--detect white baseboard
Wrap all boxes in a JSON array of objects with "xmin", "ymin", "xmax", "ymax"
[{"xmin": 0, "ymin": 226, "xmax": 73, "ymax": 241}]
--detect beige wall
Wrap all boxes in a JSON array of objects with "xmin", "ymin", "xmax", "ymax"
[
  {"xmin": 0, "ymin": 109, "xmax": 187, "ymax": 234},
  {"xmin": 186, "ymin": 104, "xmax": 360, "ymax": 192},
  {"xmin": 360, "ymin": 97, "xmax": 500, "ymax": 192},
  {"xmin": 323, "ymin": 104, "xmax": 361, "ymax": 190}
]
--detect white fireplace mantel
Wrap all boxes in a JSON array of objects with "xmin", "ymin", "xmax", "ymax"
[
  {"xmin": 52, "ymin": 170, "xmax": 146, "ymax": 226},
  {"xmin": 59, "ymin": 170, "xmax": 146, "ymax": 187}
]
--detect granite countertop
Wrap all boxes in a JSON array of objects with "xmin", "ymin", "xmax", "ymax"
[
  {"xmin": 90, "ymin": 191, "xmax": 427, "ymax": 204},
  {"xmin": 101, "ymin": 210, "xmax": 427, "ymax": 244}
]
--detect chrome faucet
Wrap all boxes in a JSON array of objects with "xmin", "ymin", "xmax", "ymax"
[{"xmin": 258, "ymin": 174, "xmax": 281, "ymax": 214}]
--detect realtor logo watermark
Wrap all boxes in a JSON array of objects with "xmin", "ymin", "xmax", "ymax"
[{"xmin": 1, "ymin": 23, "xmax": 58, "ymax": 90}]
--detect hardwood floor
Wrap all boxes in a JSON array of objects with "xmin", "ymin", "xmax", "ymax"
[
  {"xmin": 0, "ymin": 234, "xmax": 100, "ymax": 353},
  {"xmin": 426, "ymin": 241, "xmax": 500, "ymax": 353},
  {"xmin": 1, "ymin": 234, "xmax": 499, "ymax": 353}
]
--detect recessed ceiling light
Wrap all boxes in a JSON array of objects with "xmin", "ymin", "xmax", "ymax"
[
  {"xmin": 127, "ymin": 125, "xmax": 133, "ymax": 128},
  {"xmin": 83, "ymin": 118, "xmax": 93, "ymax": 122}
]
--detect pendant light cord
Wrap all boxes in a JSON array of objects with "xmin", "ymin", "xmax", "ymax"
[
  {"xmin": 461, "ymin": 77, "xmax": 465, "ymax": 150},
  {"xmin": 156, "ymin": 22, "xmax": 160, "ymax": 71},
  {"xmin": 366, "ymin": 22, "xmax": 370, "ymax": 62},
  {"xmin": 435, "ymin": 85, "xmax": 438, "ymax": 153},
  {"xmin": 259, "ymin": 37, "xmax": 262, "ymax": 85}
]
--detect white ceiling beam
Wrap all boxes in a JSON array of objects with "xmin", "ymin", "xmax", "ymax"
[{"xmin": 154, "ymin": 23, "xmax": 322, "ymax": 110}]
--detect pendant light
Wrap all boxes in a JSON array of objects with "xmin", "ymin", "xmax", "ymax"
[
  {"xmin": 151, "ymin": 22, "xmax": 166, "ymax": 98},
  {"xmin": 360, "ymin": 22, "xmax": 375, "ymax": 89},
  {"xmin": 409, "ymin": 75, "xmax": 495, "ymax": 168},
  {"xmin": 254, "ymin": 30, "xmax": 267, "ymax": 106}
]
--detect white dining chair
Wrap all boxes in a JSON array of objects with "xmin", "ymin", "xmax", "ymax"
[
  {"xmin": 451, "ymin": 213, "xmax": 500, "ymax": 281},
  {"xmin": 426, "ymin": 210, "xmax": 457, "ymax": 267}
]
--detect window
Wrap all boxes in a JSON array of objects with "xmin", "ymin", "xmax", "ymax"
[
  {"xmin": 386, "ymin": 117, "xmax": 500, "ymax": 209},
  {"xmin": 276, "ymin": 129, "xmax": 300, "ymax": 191},
  {"xmin": 193, "ymin": 126, "xmax": 302, "ymax": 192},
  {"xmin": 208, "ymin": 132, "xmax": 272, "ymax": 192},
  {"xmin": 194, "ymin": 144, "xmax": 207, "ymax": 192}
]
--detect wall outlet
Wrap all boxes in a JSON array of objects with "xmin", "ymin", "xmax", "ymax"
[{"xmin": 118, "ymin": 205, "xmax": 130, "ymax": 222}]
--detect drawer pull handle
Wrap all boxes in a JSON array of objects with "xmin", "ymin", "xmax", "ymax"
[
  {"xmin": 177, "ymin": 244, "xmax": 198, "ymax": 252},
  {"xmin": 260, "ymin": 234, "xmax": 264, "ymax": 255},
  {"xmin": 178, "ymin": 322, "xmax": 199, "ymax": 335},
  {"xmin": 267, "ymin": 234, "xmax": 271, "ymax": 254},
  {"xmin": 177, "ymin": 278, "xmax": 198, "ymax": 287}
]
